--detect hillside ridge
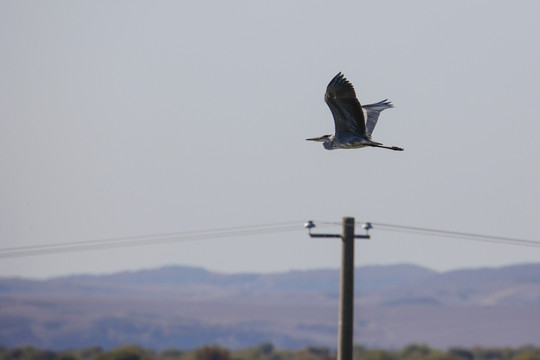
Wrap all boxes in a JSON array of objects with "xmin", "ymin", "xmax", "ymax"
[{"xmin": 1, "ymin": 263, "xmax": 539, "ymax": 350}]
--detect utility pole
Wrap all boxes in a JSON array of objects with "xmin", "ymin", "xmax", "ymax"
[{"xmin": 305, "ymin": 217, "xmax": 370, "ymax": 360}]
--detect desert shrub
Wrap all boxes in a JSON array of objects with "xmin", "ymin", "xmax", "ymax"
[{"xmin": 195, "ymin": 346, "xmax": 230, "ymax": 360}]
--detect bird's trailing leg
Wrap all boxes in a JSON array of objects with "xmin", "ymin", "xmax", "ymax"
[{"xmin": 370, "ymin": 144, "xmax": 404, "ymax": 151}]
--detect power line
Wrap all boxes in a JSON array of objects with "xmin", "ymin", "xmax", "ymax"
[
  {"xmin": 367, "ymin": 222, "xmax": 540, "ymax": 248},
  {"xmin": 0, "ymin": 221, "xmax": 302, "ymax": 253},
  {"xmin": 2, "ymin": 220, "xmax": 539, "ymax": 260},
  {"xmin": 0, "ymin": 221, "xmax": 318, "ymax": 259}
]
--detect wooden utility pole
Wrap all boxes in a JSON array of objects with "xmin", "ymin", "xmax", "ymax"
[
  {"xmin": 306, "ymin": 217, "xmax": 370, "ymax": 360},
  {"xmin": 339, "ymin": 217, "xmax": 355, "ymax": 360}
]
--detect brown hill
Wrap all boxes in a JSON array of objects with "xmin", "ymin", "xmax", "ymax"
[{"xmin": 1, "ymin": 263, "xmax": 539, "ymax": 350}]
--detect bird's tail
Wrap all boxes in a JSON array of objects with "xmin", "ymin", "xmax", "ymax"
[{"xmin": 362, "ymin": 99, "xmax": 393, "ymax": 111}]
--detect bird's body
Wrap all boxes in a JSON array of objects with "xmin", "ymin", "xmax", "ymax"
[{"xmin": 307, "ymin": 73, "xmax": 403, "ymax": 151}]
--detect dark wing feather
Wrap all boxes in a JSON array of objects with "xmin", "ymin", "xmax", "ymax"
[{"xmin": 324, "ymin": 73, "xmax": 366, "ymax": 136}]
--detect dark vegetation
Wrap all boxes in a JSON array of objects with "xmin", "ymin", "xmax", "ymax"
[{"xmin": 1, "ymin": 343, "xmax": 540, "ymax": 360}]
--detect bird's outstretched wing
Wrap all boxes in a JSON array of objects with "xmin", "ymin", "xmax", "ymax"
[
  {"xmin": 362, "ymin": 99, "xmax": 394, "ymax": 139},
  {"xmin": 324, "ymin": 73, "xmax": 365, "ymax": 137}
]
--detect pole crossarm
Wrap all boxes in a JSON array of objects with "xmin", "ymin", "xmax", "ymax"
[
  {"xmin": 308, "ymin": 233, "xmax": 370, "ymax": 239},
  {"xmin": 308, "ymin": 233, "xmax": 342, "ymax": 238},
  {"xmin": 354, "ymin": 234, "xmax": 370, "ymax": 239},
  {"xmin": 305, "ymin": 220, "xmax": 371, "ymax": 239}
]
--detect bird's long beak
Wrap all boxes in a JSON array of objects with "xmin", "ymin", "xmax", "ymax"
[{"xmin": 306, "ymin": 136, "xmax": 327, "ymax": 142}]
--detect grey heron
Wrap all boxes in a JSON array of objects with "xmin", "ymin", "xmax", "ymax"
[{"xmin": 307, "ymin": 72, "xmax": 403, "ymax": 151}]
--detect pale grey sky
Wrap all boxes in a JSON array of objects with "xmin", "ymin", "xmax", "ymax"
[{"xmin": 2, "ymin": 1, "xmax": 540, "ymax": 278}]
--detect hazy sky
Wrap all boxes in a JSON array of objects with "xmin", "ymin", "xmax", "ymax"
[{"xmin": 2, "ymin": 1, "xmax": 540, "ymax": 279}]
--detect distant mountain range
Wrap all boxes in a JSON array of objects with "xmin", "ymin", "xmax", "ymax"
[{"xmin": 1, "ymin": 263, "xmax": 539, "ymax": 350}]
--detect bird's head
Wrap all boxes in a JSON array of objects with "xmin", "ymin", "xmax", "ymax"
[{"xmin": 306, "ymin": 135, "xmax": 333, "ymax": 150}]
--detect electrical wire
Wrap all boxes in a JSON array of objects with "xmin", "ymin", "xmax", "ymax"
[
  {"xmin": 0, "ymin": 221, "xmax": 319, "ymax": 259},
  {"xmin": 1, "ymin": 220, "xmax": 538, "ymax": 259},
  {"xmin": 366, "ymin": 222, "xmax": 540, "ymax": 248},
  {"xmin": 0, "ymin": 221, "xmax": 302, "ymax": 253}
]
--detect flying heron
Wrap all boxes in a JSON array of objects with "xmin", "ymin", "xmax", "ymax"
[{"xmin": 307, "ymin": 72, "xmax": 403, "ymax": 151}]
